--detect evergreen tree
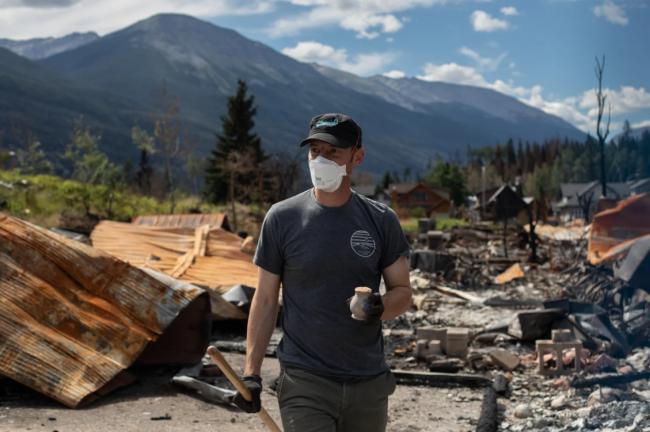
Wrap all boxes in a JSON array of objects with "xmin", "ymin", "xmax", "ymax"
[
  {"xmin": 381, "ymin": 170, "xmax": 395, "ymax": 189},
  {"xmin": 533, "ymin": 143, "xmax": 542, "ymax": 167},
  {"xmin": 635, "ymin": 143, "xmax": 645, "ymax": 178},
  {"xmin": 132, "ymin": 125, "xmax": 155, "ymax": 195},
  {"xmin": 525, "ymin": 142, "xmax": 535, "ymax": 174},
  {"xmin": 204, "ymin": 79, "xmax": 265, "ymax": 204},
  {"xmin": 505, "ymin": 139, "xmax": 516, "ymax": 168},
  {"xmin": 494, "ymin": 144, "xmax": 504, "ymax": 179},
  {"xmin": 425, "ymin": 161, "xmax": 467, "ymax": 206},
  {"xmin": 516, "ymin": 139, "xmax": 524, "ymax": 172}
]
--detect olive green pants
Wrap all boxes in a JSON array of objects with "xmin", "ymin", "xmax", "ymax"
[{"xmin": 276, "ymin": 367, "xmax": 396, "ymax": 432}]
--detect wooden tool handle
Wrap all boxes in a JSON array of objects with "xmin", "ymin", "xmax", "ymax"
[{"xmin": 206, "ymin": 346, "xmax": 283, "ymax": 432}]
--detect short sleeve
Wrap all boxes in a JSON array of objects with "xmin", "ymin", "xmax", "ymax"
[
  {"xmin": 380, "ymin": 208, "xmax": 411, "ymax": 269},
  {"xmin": 253, "ymin": 209, "xmax": 284, "ymax": 275}
]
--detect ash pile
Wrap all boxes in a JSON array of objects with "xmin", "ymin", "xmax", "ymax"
[{"xmin": 384, "ymin": 195, "xmax": 650, "ymax": 432}]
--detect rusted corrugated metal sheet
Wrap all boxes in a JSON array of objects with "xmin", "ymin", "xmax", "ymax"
[
  {"xmin": 132, "ymin": 213, "xmax": 230, "ymax": 232},
  {"xmin": 588, "ymin": 194, "xmax": 650, "ymax": 264},
  {"xmin": 0, "ymin": 213, "xmax": 210, "ymax": 408}
]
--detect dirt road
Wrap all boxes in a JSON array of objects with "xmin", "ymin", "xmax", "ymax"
[{"xmin": 0, "ymin": 353, "xmax": 481, "ymax": 432}]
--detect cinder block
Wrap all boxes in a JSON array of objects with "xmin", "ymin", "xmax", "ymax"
[
  {"xmin": 415, "ymin": 339, "xmax": 442, "ymax": 359},
  {"xmin": 489, "ymin": 348, "xmax": 520, "ymax": 371},
  {"xmin": 536, "ymin": 340, "xmax": 583, "ymax": 376},
  {"xmin": 552, "ymin": 329, "xmax": 572, "ymax": 342},
  {"xmin": 416, "ymin": 326, "xmax": 447, "ymax": 352},
  {"xmin": 446, "ymin": 328, "xmax": 469, "ymax": 361}
]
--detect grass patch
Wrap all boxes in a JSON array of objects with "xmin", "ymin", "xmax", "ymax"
[{"xmin": 400, "ymin": 217, "xmax": 468, "ymax": 232}]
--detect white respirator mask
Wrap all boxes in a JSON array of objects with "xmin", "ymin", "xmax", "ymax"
[{"xmin": 309, "ymin": 156, "xmax": 348, "ymax": 193}]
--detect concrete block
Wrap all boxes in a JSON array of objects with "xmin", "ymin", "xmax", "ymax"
[
  {"xmin": 415, "ymin": 339, "xmax": 442, "ymax": 359},
  {"xmin": 446, "ymin": 328, "xmax": 469, "ymax": 361},
  {"xmin": 489, "ymin": 348, "xmax": 520, "ymax": 371},
  {"xmin": 536, "ymin": 339, "xmax": 583, "ymax": 376},
  {"xmin": 416, "ymin": 326, "xmax": 447, "ymax": 352},
  {"xmin": 552, "ymin": 329, "xmax": 572, "ymax": 342}
]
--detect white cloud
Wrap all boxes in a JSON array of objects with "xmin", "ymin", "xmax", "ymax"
[
  {"xmin": 269, "ymin": 0, "xmax": 464, "ymax": 38},
  {"xmin": 593, "ymin": 1, "xmax": 628, "ymax": 25},
  {"xmin": 414, "ymin": 60, "xmax": 644, "ymax": 133},
  {"xmin": 579, "ymin": 86, "xmax": 650, "ymax": 117},
  {"xmin": 500, "ymin": 6, "xmax": 518, "ymax": 16},
  {"xmin": 459, "ymin": 46, "xmax": 507, "ymax": 72},
  {"xmin": 631, "ymin": 120, "xmax": 650, "ymax": 129},
  {"xmin": 509, "ymin": 62, "xmax": 515, "ymax": 69},
  {"xmin": 0, "ymin": 0, "xmax": 272, "ymax": 38},
  {"xmin": 386, "ymin": 37, "xmax": 394, "ymax": 42},
  {"xmin": 382, "ymin": 70, "xmax": 405, "ymax": 79},
  {"xmin": 281, "ymin": 41, "xmax": 397, "ymax": 76},
  {"xmin": 470, "ymin": 10, "xmax": 509, "ymax": 32},
  {"xmin": 340, "ymin": 13, "xmax": 403, "ymax": 39}
]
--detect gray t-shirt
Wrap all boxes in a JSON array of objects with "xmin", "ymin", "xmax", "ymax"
[{"xmin": 253, "ymin": 189, "xmax": 410, "ymax": 379}]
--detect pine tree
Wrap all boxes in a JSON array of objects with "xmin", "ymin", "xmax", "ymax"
[
  {"xmin": 505, "ymin": 139, "xmax": 516, "ymax": 168},
  {"xmin": 525, "ymin": 142, "xmax": 535, "ymax": 174},
  {"xmin": 204, "ymin": 79, "xmax": 265, "ymax": 204},
  {"xmin": 381, "ymin": 170, "xmax": 395, "ymax": 189}
]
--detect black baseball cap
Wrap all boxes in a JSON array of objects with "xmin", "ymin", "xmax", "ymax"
[{"xmin": 299, "ymin": 113, "xmax": 362, "ymax": 149}]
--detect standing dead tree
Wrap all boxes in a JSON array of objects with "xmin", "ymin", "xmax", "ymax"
[
  {"xmin": 577, "ymin": 190, "xmax": 595, "ymax": 223},
  {"xmin": 220, "ymin": 149, "xmax": 258, "ymax": 233},
  {"xmin": 594, "ymin": 55, "xmax": 611, "ymax": 198},
  {"xmin": 153, "ymin": 79, "xmax": 192, "ymax": 214},
  {"xmin": 264, "ymin": 150, "xmax": 303, "ymax": 203}
]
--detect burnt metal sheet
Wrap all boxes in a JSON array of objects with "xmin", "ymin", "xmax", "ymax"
[
  {"xmin": 132, "ymin": 213, "xmax": 230, "ymax": 232},
  {"xmin": 0, "ymin": 213, "xmax": 210, "ymax": 408},
  {"xmin": 588, "ymin": 194, "xmax": 650, "ymax": 264}
]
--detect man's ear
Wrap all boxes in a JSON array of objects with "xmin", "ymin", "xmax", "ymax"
[{"xmin": 353, "ymin": 148, "xmax": 365, "ymax": 166}]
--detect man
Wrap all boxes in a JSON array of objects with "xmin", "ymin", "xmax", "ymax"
[{"xmin": 234, "ymin": 113, "xmax": 412, "ymax": 432}]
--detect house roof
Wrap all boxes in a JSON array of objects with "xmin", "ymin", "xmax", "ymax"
[
  {"xmin": 389, "ymin": 182, "xmax": 450, "ymax": 197},
  {"xmin": 629, "ymin": 178, "xmax": 650, "ymax": 191},
  {"xmin": 556, "ymin": 181, "xmax": 631, "ymax": 209},
  {"xmin": 352, "ymin": 185, "xmax": 376, "ymax": 197},
  {"xmin": 473, "ymin": 185, "xmax": 515, "ymax": 207}
]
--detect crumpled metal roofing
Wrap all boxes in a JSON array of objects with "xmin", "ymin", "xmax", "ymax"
[
  {"xmin": 0, "ymin": 213, "xmax": 210, "ymax": 408},
  {"xmin": 588, "ymin": 194, "xmax": 650, "ymax": 264},
  {"xmin": 90, "ymin": 221, "xmax": 258, "ymax": 292},
  {"xmin": 132, "ymin": 213, "xmax": 229, "ymax": 231}
]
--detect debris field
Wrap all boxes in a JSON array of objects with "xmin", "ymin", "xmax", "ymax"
[{"xmin": 1, "ymin": 195, "xmax": 650, "ymax": 432}]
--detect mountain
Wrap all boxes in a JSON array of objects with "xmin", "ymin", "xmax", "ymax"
[
  {"xmin": 314, "ymin": 65, "xmax": 584, "ymax": 144},
  {"xmin": 0, "ymin": 46, "xmax": 147, "ymax": 161},
  {"xmin": 18, "ymin": 13, "xmax": 581, "ymax": 175},
  {"xmin": 0, "ymin": 32, "xmax": 99, "ymax": 60}
]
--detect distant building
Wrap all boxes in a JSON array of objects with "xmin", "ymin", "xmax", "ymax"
[
  {"xmin": 552, "ymin": 181, "xmax": 633, "ymax": 223},
  {"xmin": 389, "ymin": 182, "xmax": 452, "ymax": 218},
  {"xmin": 470, "ymin": 185, "xmax": 527, "ymax": 222},
  {"xmin": 629, "ymin": 178, "xmax": 650, "ymax": 196},
  {"xmin": 352, "ymin": 185, "xmax": 391, "ymax": 206}
]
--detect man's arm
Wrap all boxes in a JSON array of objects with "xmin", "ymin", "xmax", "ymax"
[
  {"xmin": 380, "ymin": 255, "xmax": 412, "ymax": 320},
  {"xmin": 244, "ymin": 267, "xmax": 281, "ymax": 376}
]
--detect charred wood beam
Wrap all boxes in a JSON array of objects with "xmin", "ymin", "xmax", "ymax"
[
  {"xmin": 570, "ymin": 370, "xmax": 650, "ymax": 388},
  {"xmin": 476, "ymin": 387, "xmax": 498, "ymax": 432}
]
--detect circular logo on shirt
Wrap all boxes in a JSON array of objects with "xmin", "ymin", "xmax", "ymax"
[{"xmin": 350, "ymin": 230, "xmax": 376, "ymax": 257}]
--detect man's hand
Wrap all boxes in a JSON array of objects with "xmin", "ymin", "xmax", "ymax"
[
  {"xmin": 363, "ymin": 292, "xmax": 384, "ymax": 325},
  {"xmin": 233, "ymin": 375, "xmax": 262, "ymax": 413}
]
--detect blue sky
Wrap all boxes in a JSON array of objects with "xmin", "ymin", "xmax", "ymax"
[{"xmin": 1, "ymin": 0, "xmax": 648, "ymax": 136}]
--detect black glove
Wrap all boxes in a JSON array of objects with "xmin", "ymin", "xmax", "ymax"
[
  {"xmin": 363, "ymin": 292, "xmax": 384, "ymax": 325},
  {"xmin": 233, "ymin": 375, "xmax": 262, "ymax": 413}
]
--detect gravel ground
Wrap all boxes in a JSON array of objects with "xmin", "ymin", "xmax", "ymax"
[{"xmin": 0, "ymin": 352, "xmax": 485, "ymax": 432}]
